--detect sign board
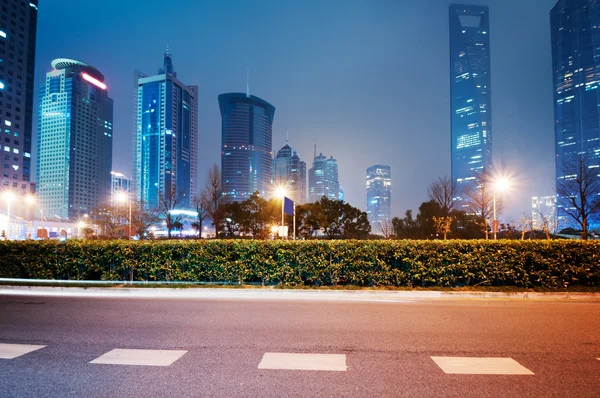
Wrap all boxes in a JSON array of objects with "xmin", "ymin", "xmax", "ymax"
[{"xmin": 278, "ymin": 226, "xmax": 288, "ymax": 237}]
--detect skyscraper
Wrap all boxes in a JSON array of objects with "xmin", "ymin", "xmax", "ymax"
[
  {"xmin": 272, "ymin": 140, "xmax": 306, "ymax": 204},
  {"xmin": 308, "ymin": 149, "xmax": 340, "ymax": 202},
  {"xmin": 0, "ymin": 0, "xmax": 38, "ymax": 196},
  {"xmin": 551, "ymin": 0, "xmax": 600, "ymax": 227},
  {"xmin": 366, "ymin": 164, "xmax": 392, "ymax": 233},
  {"xmin": 111, "ymin": 171, "xmax": 132, "ymax": 205},
  {"xmin": 532, "ymin": 195, "xmax": 557, "ymax": 231},
  {"xmin": 134, "ymin": 53, "xmax": 198, "ymax": 210},
  {"xmin": 37, "ymin": 58, "xmax": 113, "ymax": 220},
  {"xmin": 219, "ymin": 92, "xmax": 275, "ymax": 201},
  {"xmin": 449, "ymin": 4, "xmax": 492, "ymax": 192}
]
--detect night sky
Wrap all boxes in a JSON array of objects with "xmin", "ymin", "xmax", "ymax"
[{"xmin": 34, "ymin": 0, "xmax": 557, "ymax": 221}]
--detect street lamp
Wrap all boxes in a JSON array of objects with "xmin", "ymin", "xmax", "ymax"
[
  {"xmin": 25, "ymin": 194, "xmax": 36, "ymax": 239},
  {"xmin": 77, "ymin": 221, "xmax": 86, "ymax": 239},
  {"xmin": 492, "ymin": 178, "xmax": 511, "ymax": 240},
  {"xmin": 276, "ymin": 186, "xmax": 287, "ymax": 238},
  {"xmin": 115, "ymin": 192, "xmax": 132, "ymax": 238},
  {"xmin": 2, "ymin": 191, "xmax": 15, "ymax": 239}
]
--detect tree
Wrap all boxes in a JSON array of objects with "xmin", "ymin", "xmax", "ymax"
[
  {"xmin": 158, "ymin": 184, "xmax": 184, "ymax": 239},
  {"xmin": 240, "ymin": 192, "xmax": 269, "ymax": 238},
  {"xmin": 518, "ymin": 214, "xmax": 533, "ymax": 240},
  {"xmin": 392, "ymin": 210, "xmax": 418, "ymax": 239},
  {"xmin": 340, "ymin": 202, "xmax": 371, "ymax": 239},
  {"xmin": 432, "ymin": 216, "xmax": 455, "ymax": 240},
  {"xmin": 555, "ymin": 155, "xmax": 600, "ymax": 240},
  {"xmin": 378, "ymin": 218, "xmax": 395, "ymax": 239},
  {"xmin": 93, "ymin": 204, "xmax": 125, "ymax": 238},
  {"xmin": 201, "ymin": 164, "xmax": 226, "ymax": 238},
  {"xmin": 539, "ymin": 211, "xmax": 558, "ymax": 240},
  {"xmin": 131, "ymin": 201, "xmax": 159, "ymax": 240},
  {"xmin": 428, "ymin": 175, "xmax": 460, "ymax": 215},
  {"xmin": 462, "ymin": 172, "xmax": 496, "ymax": 239},
  {"xmin": 191, "ymin": 195, "xmax": 208, "ymax": 239},
  {"xmin": 296, "ymin": 202, "xmax": 325, "ymax": 239}
]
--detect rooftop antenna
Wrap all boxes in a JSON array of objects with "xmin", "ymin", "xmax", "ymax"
[
  {"xmin": 166, "ymin": 40, "xmax": 170, "ymax": 56},
  {"xmin": 314, "ymin": 144, "xmax": 316, "ymax": 158},
  {"xmin": 246, "ymin": 68, "xmax": 250, "ymax": 98},
  {"xmin": 286, "ymin": 131, "xmax": 289, "ymax": 144}
]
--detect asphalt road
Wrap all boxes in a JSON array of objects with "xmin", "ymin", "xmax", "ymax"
[{"xmin": 0, "ymin": 295, "xmax": 599, "ymax": 397}]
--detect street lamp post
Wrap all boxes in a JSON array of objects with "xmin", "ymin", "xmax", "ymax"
[
  {"xmin": 116, "ymin": 192, "xmax": 132, "ymax": 238},
  {"xmin": 276, "ymin": 187, "xmax": 287, "ymax": 239},
  {"xmin": 2, "ymin": 191, "xmax": 15, "ymax": 239}
]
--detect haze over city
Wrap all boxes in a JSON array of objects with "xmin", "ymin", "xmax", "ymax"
[{"xmin": 33, "ymin": 0, "xmax": 557, "ymax": 221}]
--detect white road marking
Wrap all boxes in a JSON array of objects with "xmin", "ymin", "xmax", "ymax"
[
  {"xmin": 90, "ymin": 349, "xmax": 187, "ymax": 366},
  {"xmin": 258, "ymin": 352, "xmax": 347, "ymax": 371},
  {"xmin": 0, "ymin": 343, "xmax": 46, "ymax": 359},
  {"xmin": 431, "ymin": 356, "xmax": 534, "ymax": 375}
]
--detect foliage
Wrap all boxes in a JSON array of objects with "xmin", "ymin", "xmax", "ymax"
[
  {"xmin": 0, "ymin": 240, "xmax": 598, "ymax": 288},
  {"xmin": 158, "ymin": 185, "xmax": 184, "ymax": 239},
  {"xmin": 432, "ymin": 216, "xmax": 455, "ymax": 240}
]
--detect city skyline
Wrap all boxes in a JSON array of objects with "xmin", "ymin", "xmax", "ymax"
[{"xmin": 30, "ymin": 0, "xmax": 557, "ymax": 221}]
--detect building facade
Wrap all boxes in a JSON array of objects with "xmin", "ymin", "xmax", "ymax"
[
  {"xmin": 272, "ymin": 141, "xmax": 306, "ymax": 204},
  {"xmin": 219, "ymin": 92, "xmax": 275, "ymax": 201},
  {"xmin": 449, "ymin": 4, "xmax": 492, "ymax": 194},
  {"xmin": 134, "ymin": 53, "xmax": 198, "ymax": 210},
  {"xmin": 532, "ymin": 195, "xmax": 557, "ymax": 231},
  {"xmin": 111, "ymin": 171, "xmax": 132, "ymax": 205},
  {"xmin": 366, "ymin": 164, "xmax": 392, "ymax": 233},
  {"xmin": 37, "ymin": 59, "xmax": 113, "ymax": 220},
  {"xmin": 551, "ymin": 0, "xmax": 600, "ymax": 228},
  {"xmin": 0, "ymin": 0, "xmax": 38, "ymax": 196},
  {"xmin": 308, "ymin": 150, "xmax": 340, "ymax": 202}
]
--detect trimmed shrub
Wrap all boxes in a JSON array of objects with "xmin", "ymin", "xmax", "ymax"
[{"xmin": 0, "ymin": 240, "xmax": 598, "ymax": 288}]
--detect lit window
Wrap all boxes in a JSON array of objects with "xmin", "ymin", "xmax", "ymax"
[
  {"xmin": 0, "ymin": 81, "xmax": 4, "ymax": 90},
  {"xmin": 4, "ymin": 121, "xmax": 11, "ymax": 126},
  {"xmin": 0, "ymin": 31, "xmax": 6, "ymax": 39}
]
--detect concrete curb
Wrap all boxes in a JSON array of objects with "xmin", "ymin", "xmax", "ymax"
[{"xmin": 0, "ymin": 285, "xmax": 599, "ymax": 301}]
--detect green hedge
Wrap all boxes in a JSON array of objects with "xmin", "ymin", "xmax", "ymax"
[{"xmin": 0, "ymin": 240, "xmax": 599, "ymax": 288}]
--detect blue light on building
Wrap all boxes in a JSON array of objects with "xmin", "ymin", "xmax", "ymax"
[
  {"xmin": 449, "ymin": 4, "xmax": 492, "ymax": 193},
  {"xmin": 219, "ymin": 92, "xmax": 275, "ymax": 202},
  {"xmin": 366, "ymin": 165, "xmax": 391, "ymax": 233},
  {"xmin": 134, "ymin": 53, "xmax": 198, "ymax": 210}
]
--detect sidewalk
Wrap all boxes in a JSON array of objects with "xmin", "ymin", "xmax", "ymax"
[{"xmin": 1, "ymin": 284, "xmax": 599, "ymax": 301}]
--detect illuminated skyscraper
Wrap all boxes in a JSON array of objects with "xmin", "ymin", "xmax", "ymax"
[
  {"xmin": 449, "ymin": 4, "xmax": 492, "ymax": 192},
  {"xmin": 551, "ymin": 0, "xmax": 600, "ymax": 228},
  {"xmin": 366, "ymin": 164, "xmax": 391, "ymax": 233},
  {"xmin": 111, "ymin": 171, "xmax": 132, "ymax": 205},
  {"xmin": 272, "ymin": 140, "xmax": 306, "ymax": 204},
  {"xmin": 532, "ymin": 195, "xmax": 557, "ymax": 231},
  {"xmin": 308, "ymin": 149, "xmax": 339, "ymax": 202},
  {"xmin": 219, "ymin": 92, "xmax": 275, "ymax": 201},
  {"xmin": 134, "ymin": 53, "xmax": 198, "ymax": 210},
  {"xmin": 37, "ymin": 58, "xmax": 113, "ymax": 219},
  {"xmin": 0, "ymin": 0, "xmax": 38, "ymax": 195}
]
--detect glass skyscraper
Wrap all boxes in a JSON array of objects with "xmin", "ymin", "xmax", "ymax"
[
  {"xmin": 219, "ymin": 92, "xmax": 275, "ymax": 201},
  {"xmin": 37, "ymin": 58, "xmax": 113, "ymax": 220},
  {"xmin": 134, "ymin": 53, "xmax": 198, "ymax": 210},
  {"xmin": 272, "ymin": 140, "xmax": 306, "ymax": 204},
  {"xmin": 308, "ymin": 149, "xmax": 340, "ymax": 202},
  {"xmin": 551, "ymin": 0, "xmax": 600, "ymax": 227},
  {"xmin": 366, "ymin": 164, "xmax": 391, "ymax": 233},
  {"xmin": 0, "ymin": 0, "xmax": 38, "ymax": 196},
  {"xmin": 449, "ymin": 4, "xmax": 492, "ymax": 192}
]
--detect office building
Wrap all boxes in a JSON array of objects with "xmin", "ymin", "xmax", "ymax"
[
  {"xmin": 134, "ymin": 52, "xmax": 198, "ymax": 210},
  {"xmin": 532, "ymin": 195, "xmax": 557, "ymax": 231},
  {"xmin": 219, "ymin": 92, "xmax": 275, "ymax": 201},
  {"xmin": 111, "ymin": 171, "xmax": 132, "ymax": 204},
  {"xmin": 366, "ymin": 164, "xmax": 392, "ymax": 233},
  {"xmin": 551, "ymin": 0, "xmax": 600, "ymax": 227},
  {"xmin": 449, "ymin": 4, "xmax": 493, "ymax": 193},
  {"xmin": 308, "ymin": 148, "xmax": 340, "ymax": 202},
  {"xmin": 0, "ymin": 0, "xmax": 38, "ymax": 196},
  {"xmin": 272, "ymin": 140, "xmax": 306, "ymax": 204},
  {"xmin": 37, "ymin": 58, "xmax": 113, "ymax": 220}
]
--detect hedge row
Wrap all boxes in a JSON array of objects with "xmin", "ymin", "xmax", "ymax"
[{"xmin": 0, "ymin": 240, "xmax": 599, "ymax": 288}]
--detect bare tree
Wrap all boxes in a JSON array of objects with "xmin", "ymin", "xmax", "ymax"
[
  {"xmin": 518, "ymin": 214, "xmax": 533, "ymax": 240},
  {"xmin": 158, "ymin": 184, "xmax": 184, "ymax": 239},
  {"xmin": 432, "ymin": 215, "xmax": 455, "ymax": 240},
  {"xmin": 131, "ymin": 201, "xmax": 159, "ymax": 240},
  {"xmin": 463, "ymin": 172, "xmax": 495, "ymax": 239},
  {"xmin": 538, "ymin": 211, "xmax": 558, "ymax": 240},
  {"xmin": 428, "ymin": 175, "xmax": 460, "ymax": 215},
  {"xmin": 201, "ymin": 164, "xmax": 226, "ymax": 238},
  {"xmin": 191, "ymin": 195, "xmax": 208, "ymax": 239},
  {"xmin": 556, "ymin": 155, "xmax": 600, "ymax": 240},
  {"xmin": 93, "ymin": 204, "xmax": 125, "ymax": 238},
  {"xmin": 378, "ymin": 218, "xmax": 395, "ymax": 239}
]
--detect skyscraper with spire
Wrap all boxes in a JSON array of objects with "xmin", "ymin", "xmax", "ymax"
[
  {"xmin": 272, "ymin": 136, "xmax": 306, "ymax": 204},
  {"xmin": 308, "ymin": 147, "xmax": 340, "ymax": 203},
  {"xmin": 219, "ymin": 86, "xmax": 275, "ymax": 202},
  {"xmin": 133, "ymin": 52, "xmax": 198, "ymax": 210}
]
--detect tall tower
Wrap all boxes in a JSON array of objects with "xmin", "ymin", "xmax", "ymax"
[
  {"xmin": 134, "ymin": 53, "xmax": 198, "ymax": 210},
  {"xmin": 0, "ymin": 0, "xmax": 38, "ymax": 196},
  {"xmin": 551, "ymin": 0, "xmax": 600, "ymax": 228},
  {"xmin": 449, "ymin": 4, "xmax": 492, "ymax": 193},
  {"xmin": 308, "ymin": 151, "xmax": 339, "ymax": 202},
  {"xmin": 366, "ymin": 164, "xmax": 392, "ymax": 233},
  {"xmin": 219, "ymin": 93, "xmax": 275, "ymax": 201},
  {"xmin": 37, "ymin": 59, "xmax": 113, "ymax": 219},
  {"xmin": 272, "ymin": 140, "xmax": 306, "ymax": 204}
]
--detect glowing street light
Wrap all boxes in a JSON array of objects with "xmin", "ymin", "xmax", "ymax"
[
  {"xmin": 2, "ymin": 191, "xmax": 15, "ymax": 239},
  {"xmin": 275, "ymin": 186, "xmax": 287, "ymax": 238},
  {"xmin": 492, "ymin": 177, "xmax": 511, "ymax": 240},
  {"xmin": 115, "ymin": 192, "xmax": 132, "ymax": 238},
  {"xmin": 77, "ymin": 221, "xmax": 86, "ymax": 239}
]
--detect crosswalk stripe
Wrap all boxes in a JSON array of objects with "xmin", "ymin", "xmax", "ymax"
[
  {"xmin": 90, "ymin": 349, "xmax": 187, "ymax": 367},
  {"xmin": 0, "ymin": 343, "xmax": 47, "ymax": 359},
  {"xmin": 258, "ymin": 352, "xmax": 347, "ymax": 371},
  {"xmin": 431, "ymin": 356, "xmax": 534, "ymax": 375}
]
